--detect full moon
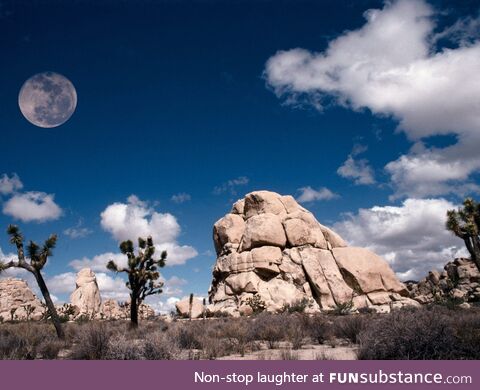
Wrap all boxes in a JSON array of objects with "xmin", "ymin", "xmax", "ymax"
[{"xmin": 18, "ymin": 72, "xmax": 77, "ymax": 128}]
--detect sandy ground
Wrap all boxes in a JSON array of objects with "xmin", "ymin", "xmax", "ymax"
[{"xmin": 217, "ymin": 342, "xmax": 358, "ymax": 360}]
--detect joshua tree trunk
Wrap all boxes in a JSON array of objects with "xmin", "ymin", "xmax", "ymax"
[
  {"xmin": 34, "ymin": 270, "xmax": 65, "ymax": 339},
  {"xmin": 130, "ymin": 293, "xmax": 139, "ymax": 328},
  {"xmin": 470, "ymin": 236, "xmax": 480, "ymax": 270},
  {"xmin": 189, "ymin": 293, "xmax": 193, "ymax": 321}
]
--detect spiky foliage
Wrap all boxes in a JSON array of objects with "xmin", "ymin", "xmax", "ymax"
[
  {"xmin": 0, "ymin": 225, "xmax": 64, "ymax": 339},
  {"xmin": 446, "ymin": 198, "xmax": 480, "ymax": 270},
  {"xmin": 107, "ymin": 236, "xmax": 166, "ymax": 327}
]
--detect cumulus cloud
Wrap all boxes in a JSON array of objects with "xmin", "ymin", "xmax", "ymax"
[
  {"xmin": 296, "ymin": 186, "xmax": 338, "ymax": 203},
  {"xmin": 333, "ymin": 198, "xmax": 467, "ymax": 280},
  {"xmin": 162, "ymin": 276, "xmax": 188, "ymax": 297},
  {"xmin": 100, "ymin": 195, "xmax": 197, "ymax": 266},
  {"xmin": 385, "ymin": 140, "xmax": 480, "ymax": 199},
  {"xmin": 69, "ymin": 252, "xmax": 127, "ymax": 272},
  {"xmin": 46, "ymin": 272, "xmax": 77, "ymax": 295},
  {"xmin": 264, "ymin": 0, "xmax": 480, "ymax": 198},
  {"xmin": 434, "ymin": 12, "xmax": 480, "ymax": 46},
  {"xmin": 213, "ymin": 176, "xmax": 249, "ymax": 195},
  {"xmin": 337, "ymin": 145, "xmax": 375, "ymax": 185},
  {"xmin": 147, "ymin": 296, "xmax": 181, "ymax": 314},
  {"xmin": 0, "ymin": 173, "xmax": 23, "ymax": 195},
  {"xmin": 171, "ymin": 192, "xmax": 191, "ymax": 204},
  {"xmin": 64, "ymin": 220, "xmax": 92, "ymax": 239},
  {"xmin": 3, "ymin": 191, "xmax": 62, "ymax": 222}
]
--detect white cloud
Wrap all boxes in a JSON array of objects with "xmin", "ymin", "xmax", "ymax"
[
  {"xmin": 213, "ymin": 176, "xmax": 249, "ymax": 195},
  {"xmin": 171, "ymin": 192, "xmax": 191, "ymax": 204},
  {"xmin": 333, "ymin": 198, "xmax": 467, "ymax": 280},
  {"xmin": 46, "ymin": 272, "xmax": 77, "ymax": 295},
  {"xmin": 337, "ymin": 146, "xmax": 375, "ymax": 185},
  {"xmin": 64, "ymin": 220, "xmax": 92, "ymax": 239},
  {"xmin": 69, "ymin": 252, "xmax": 127, "ymax": 272},
  {"xmin": 338, "ymin": 156, "xmax": 375, "ymax": 185},
  {"xmin": 3, "ymin": 191, "xmax": 62, "ymax": 222},
  {"xmin": 296, "ymin": 186, "xmax": 338, "ymax": 203},
  {"xmin": 95, "ymin": 272, "xmax": 130, "ymax": 302},
  {"xmin": 434, "ymin": 12, "xmax": 480, "ymax": 47},
  {"xmin": 162, "ymin": 276, "xmax": 187, "ymax": 297},
  {"xmin": 100, "ymin": 195, "xmax": 197, "ymax": 266},
  {"xmin": 147, "ymin": 296, "xmax": 180, "ymax": 314},
  {"xmin": 385, "ymin": 140, "xmax": 480, "ymax": 199},
  {"xmin": 264, "ymin": 0, "xmax": 480, "ymax": 198},
  {"xmin": 0, "ymin": 173, "xmax": 23, "ymax": 195}
]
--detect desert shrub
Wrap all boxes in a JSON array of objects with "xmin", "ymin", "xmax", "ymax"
[
  {"xmin": 358, "ymin": 307, "xmax": 480, "ymax": 359},
  {"xmin": 0, "ymin": 323, "xmax": 56, "ymax": 359},
  {"xmin": 334, "ymin": 315, "xmax": 367, "ymax": 343},
  {"xmin": 144, "ymin": 333, "xmax": 178, "ymax": 360},
  {"xmin": 175, "ymin": 323, "xmax": 203, "ymax": 349},
  {"xmin": 281, "ymin": 298, "xmax": 309, "ymax": 314},
  {"xmin": 307, "ymin": 315, "xmax": 333, "ymax": 344},
  {"xmin": 433, "ymin": 295, "xmax": 465, "ymax": 310},
  {"xmin": 221, "ymin": 318, "xmax": 254, "ymax": 356},
  {"xmin": 246, "ymin": 295, "xmax": 266, "ymax": 314},
  {"xmin": 71, "ymin": 322, "xmax": 111, "ymax": 359},
  {"xmin": 280, "ymin": 348, "xmax": 299, "ymax": 360},
  {"xmin": 284, "ymin": 314, "xmax": 308, "ymax": 349},
  {"xmin": 250, "ymin": 312, "xmax": 285, "ymax": 349},
  {"xmin": 0, "ymin": 329, "xmax": 30, "ymax": 359},
  {"xmin": 105, "ymin": 334, "xmax": 143, "ymax": 360},
  {"xmin": 38, "ymin": 339, "xmax": 64, "ymax": 359},
  {"xmin": 331, "ymin": 301, "xmax": 354, "ymax": 315},
  {"xmin": 200, "ymin": 335, "xmax": 228, "ymax": 359}
]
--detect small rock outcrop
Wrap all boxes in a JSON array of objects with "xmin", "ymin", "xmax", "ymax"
[
  {"xmin": 208, "ymin": 190, "xmax": 418, "ymax": 315},
  {"xmin": 70, "ymin": 268, "xmax": 102, "ymax": 316},
  {"xmin": 0, "ymin": 278, "xmax": 44, "ymax": 321},
  {"xmin": 175, "ymin": 297, "xmax": 204, "ymax": 319},
  {"xmin": 407, "ymin": 257, "xmax": 480, "ymax": 304},
  {"xmin": 99, "ymin": 299, "xmax": 155, "ymax": 320}
]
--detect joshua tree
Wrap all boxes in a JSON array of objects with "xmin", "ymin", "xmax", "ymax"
[
  {"xmin": 0, "ymin": 225, "xmax": 64, "ymax": 339},
  {"xmin": 24, "ymin": 304, "xmax": 34, "ymax": 322},
  {"xmin": 446, "ymin": 198, "xmax": 480, "ymax": 271},
  {"xmin": 189, "ymin": 293, "xmax": 194, "ymax": 321},
  {"xmin": 106, "ymin": 236, "xmax": 166, "ymax": 328}
]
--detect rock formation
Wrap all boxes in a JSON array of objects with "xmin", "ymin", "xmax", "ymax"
[
  {"xmin": 0, "ymin": 278, "xmax": 44, "ymax": 321},
  {"xmin": 208, "ymin": 190, "xmax": 419, "ymax": 315},
  {"xmin": 1, "ymin": 269, "xmax": 156, "ymax": 322},
  {"xmin": 407, "ymin": 257, "xmax": 480, "ymax": 304},
  {"xmin": 175, "ymin": 297, "xmax": 204, "ymax": 319},
  {"xmin": 70, "ymin": 268, "xmax": 102, "ymax": 316},
  {"xmin": 100, "ymin": 299, "xmax": 155, "ymax": 320}
]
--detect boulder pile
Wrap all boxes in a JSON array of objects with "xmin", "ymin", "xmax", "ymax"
[
  {"xmin": 0, "ymin": 278, "xmax": 44, "ymax": 321},
  {"xmin": 407, "ymin": 257, "xmax": 480, "ymax": 305},
  {"xmin": 208, "ymin": 190, "xmax": 419, "ymax": 315}
]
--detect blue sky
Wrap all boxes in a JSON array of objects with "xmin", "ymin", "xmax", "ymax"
[{"xmin": 1, "ymin": 0, "xmax": 479, "ymax": 312}]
